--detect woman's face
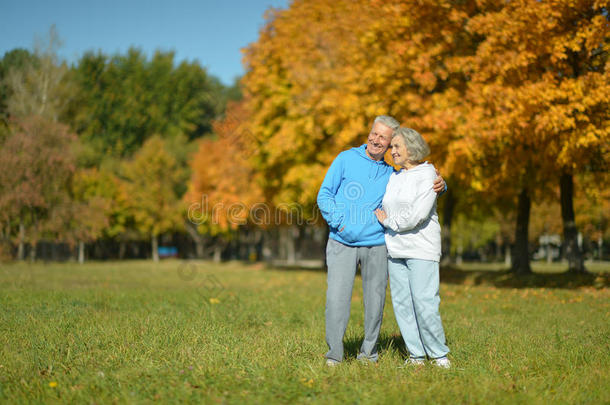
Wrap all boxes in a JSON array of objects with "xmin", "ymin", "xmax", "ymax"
[{"xmin": 390, "ymin": 135, "xmax": 409, "ymax": 167}]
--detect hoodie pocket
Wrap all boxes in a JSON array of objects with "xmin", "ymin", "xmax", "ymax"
[
  {"xmin": 342, "ymin": 209, "xmax": 384, "ymax": 243},
  {"xmin": 339, "ymin": 221, "xmax": 367, "ymax": 244}
]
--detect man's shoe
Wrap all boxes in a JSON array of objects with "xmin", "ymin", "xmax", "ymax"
[
  {"xmin": 356, "ymin": 353, "xmax": 377, "ymax": 365},
  {"xmin": 432, "ymin": 357, "xmax": 451, "ymax": 369},
  {"xmin": 325, "ymin": 359, "xmax": 340, "ymax": 367}
]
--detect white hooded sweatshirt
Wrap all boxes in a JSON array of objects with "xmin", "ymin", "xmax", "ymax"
[{"xmin": 381, "ymin": 162, "xmax": 441, "ymax": 262}]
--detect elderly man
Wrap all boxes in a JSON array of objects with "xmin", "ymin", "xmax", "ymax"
[{"xmin": 317, "ymin": 115, "xmax": 445, "ymax": 365}]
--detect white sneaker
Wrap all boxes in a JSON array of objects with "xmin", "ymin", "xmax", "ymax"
[
  {"xmin": 404, "ymin": 357, "xmax": 425, "ymax": 366},
  {"xmin": 432, "ymin": 357, "xmax": 451, "ymax": 369},
  {"xmin": 325, "ymin": 359, "xmax": 340, "ymax": 367}
]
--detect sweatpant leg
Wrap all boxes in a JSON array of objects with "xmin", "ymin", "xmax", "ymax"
[
  {"xmin": 406, "ymin": 258, "xmax": 449, "ymax": 359},
  {"xmin": 388, "ymin": 257, "xmax": 427, "ymax": 359},
  {"xmin": 357, "ymin": 244, "xmax": 388, "ymax": 362},
  {"xmin": 325, "ymin": 238, "xmax": 358, "ymax": 362}
]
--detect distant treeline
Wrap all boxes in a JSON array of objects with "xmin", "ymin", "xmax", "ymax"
[{"xmin": 0, "ymin": 27, "xmax": 241, "ymax": 263}]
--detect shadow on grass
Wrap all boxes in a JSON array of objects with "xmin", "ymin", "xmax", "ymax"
[
  {"xmin": 439, "ymin": 266, "xmax": 609, "ymax": 290},
  {"xmin": 343, "ymin": 333, "xmax": 409, "ymax": 360},
  {"xmin": 266, "ymin": 261, "xmax": 608, "ymax": 290},
  {"xmin": 266, "ymin": 262, "xmax": 326, "ymax": 273}
]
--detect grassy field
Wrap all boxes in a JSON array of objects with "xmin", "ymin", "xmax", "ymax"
[{"xmin": 0, "ymin": 260, "xmax": 608, "ymax": 404}]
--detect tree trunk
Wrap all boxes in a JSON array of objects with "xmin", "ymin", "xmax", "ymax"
[
  {"xmin": 261, "ymin": 229, "xmax": 275, "ymax": 262},
  {"xmin": 152, "ymin": 234, "xmax": 159, "ymax": 262},
  {"xmin": 119, "ymin": 241, "xmax": 126, "ymax": 260},
  {"xmin": 213, "ymin": 244, "xmax": 222, "ymax": 263},
  {"xmin": 441, "ymin": 188, "xmax": 455, "ymax": 266},
  {"xmin": 504, "ymin": 244, "xmax": 511, "ymax": 267},
  {"xmin": 511, "ymin": 188, "xmax": 532, "ymax": 274},
  {"xmin": 52, "ymin": 243, "xmax": 59, "ymax": 261},
  {"xmin": 29, "ymin": 211, "xmax": 38, "ymax": 262},
  {"xmin": 250, "ymin": 229, "xmax": 263, "ymax": 262},
  {"xmin": 29, "ymin": 242, "xmax": 37, "ymax": 262},
  {"xmin": 494, "ymin": 235, "xmax": 502, "ymax": 262},
  {"xmin": 78, "ymin": 240, "xmax": 85, "ymax": 264},
  {"xmin": 195, "ymin": 239, "xmax": 204, "ymax": 258},
  {"xmin": 279, "ymin": 226, "xmax": 297, "ymax": 265},
  {"xmin": 18, "ymin": 220, "xmax": 25, "ymax": 261},
  {"xmin": 185, "ymin": 221, "xmax": 205, "ymax": 258},
  {"xmin": 239, "ymin": 228, "xmax": 249, "ymax": 260},
  {"xmin": 560, "ymin": 172, "xmax": 586, "ymax": 273}
]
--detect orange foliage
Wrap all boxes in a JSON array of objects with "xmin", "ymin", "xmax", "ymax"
[
  {"xmin": 190, "ymin": 0, "xmax": 608, "ymax": 240},
  {"xmin": 455, "ymin": 0, "xmax": 609, "ymax": 192},
  {"xmin": 240, "ymin": 0, "xmax": 486, "ymax": 212},
  {"xmin": 185, "ymin": 102, "xmax": 263, "ymax": 234}
]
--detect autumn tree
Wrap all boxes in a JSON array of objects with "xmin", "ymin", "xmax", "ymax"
[
  {"xmin": 242, "ymin": 0, "xmax": 372, "ymax": 217},
  {"xmin": 528, "ymin": 0, "xmax": 608, "ymax": 272},
  {"xmin": 240, "ymin": 0, "xmax": 495, "ymax": 265},
  {"xmin": 63, "ymin": 168, "xmax": 113, "ymax": 263},
  {"xmin": 0, "ymin": 116, "xmax": 77, "ymax": 260},
  {"xmin": 70, "ymin": 164, "xmax": 135, "ymax": 259},
  {"xmin": 575, "ymin": 172, "xmax": 610, "ymax": 259},
  {"xmin": 344, "ymin": 0, "xmax": 493, "ymax": 265},
  {"xmin": 122, "ymin": 136, "xmax": 184, "ymax": 262},
  {"xmin": 0, "ymin": 27, "xmax": 101, "ymax": 260},
  {"xmin": 458, "ymin": 0, "xmax": 609, "ymax": 273},
  {"xmin": 2, "ymin": 26, "xmax": 73, "ymax": 123},
  {"xmin": 185, "ymin": 101, "xmax": 264, "ymax": 261}
]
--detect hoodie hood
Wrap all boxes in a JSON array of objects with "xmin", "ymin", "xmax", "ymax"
[
  {"xmin": 396, "ymin": 161, "xmax": 433, "ymax": 175},
  {"xmin": 354, "ymin": 144, "xmax": 390, "ymax": 180}
]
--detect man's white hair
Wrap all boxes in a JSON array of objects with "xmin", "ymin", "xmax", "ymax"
[{"xmin": 373, "ymin": 115, "xmax": 400, "ymax": 131}]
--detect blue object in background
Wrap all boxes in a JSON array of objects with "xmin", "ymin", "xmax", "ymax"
[{"xmin": 158, "ymin": 246, "xmax": 178, "ymax": 258}]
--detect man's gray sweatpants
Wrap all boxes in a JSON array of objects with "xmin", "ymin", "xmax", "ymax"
[{"xmin": 325, "ymin": 238, "xmax": 388, "ymax": 362}]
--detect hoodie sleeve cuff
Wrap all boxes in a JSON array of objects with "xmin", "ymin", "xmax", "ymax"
[{"xmin": 383, "ymin": 218, "xmax": 398, "ymax": 232}]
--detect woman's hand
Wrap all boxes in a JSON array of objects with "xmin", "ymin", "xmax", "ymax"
[
  {"xmin": 374, "ymin": 208, "xmax": 387, "ymax": 224},
  {"xmin": 433, "ymin": 169, "xmax": 446, "ymax": 194}
]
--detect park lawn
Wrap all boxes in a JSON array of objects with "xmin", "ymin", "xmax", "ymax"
[{"xmin": 0, "ymin": 260, "xmax": 608, "ymax": 404}]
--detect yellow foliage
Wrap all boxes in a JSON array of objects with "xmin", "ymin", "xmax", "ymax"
[{"xmin": 187, "ymin": 0, "xmax": 608, "ymax": 237}]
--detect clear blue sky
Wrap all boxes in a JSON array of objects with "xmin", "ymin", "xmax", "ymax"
[{"xmin": 0, "ymin": 0, "xmax": 290, "ymax": 85}]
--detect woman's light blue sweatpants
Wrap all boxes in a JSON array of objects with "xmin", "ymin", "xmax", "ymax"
[{"xmin": 388, "ymin": 258, "xmax": 449, "ymax": 359}]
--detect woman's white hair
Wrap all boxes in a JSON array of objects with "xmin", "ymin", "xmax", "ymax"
[{"xmin": 393, "ymin": 127, "xmax": 430, "ymax": 162}]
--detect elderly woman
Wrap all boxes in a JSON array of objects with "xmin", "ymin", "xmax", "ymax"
[{"xmin": 374, "ymin": 127, "xmax": 451, "ymax": 369}]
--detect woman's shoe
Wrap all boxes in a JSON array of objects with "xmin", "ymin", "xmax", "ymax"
[{"xmin": 432, "ymin": 357, "xmax": 451, "ymax": 369}]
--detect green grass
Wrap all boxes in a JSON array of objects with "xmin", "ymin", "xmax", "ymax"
[{"xmin": 0, "ymin": 260, "xmax": 608, "ymax": 404}]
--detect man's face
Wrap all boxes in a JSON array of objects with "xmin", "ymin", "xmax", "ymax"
[{"xmin": 366, "ymin": 122, "xmax": 394, "ymax": 160}]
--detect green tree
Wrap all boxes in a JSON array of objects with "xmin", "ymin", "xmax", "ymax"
[
  {"xmin": 0, "ymin": 48, "xmax": 39, "ymax": 130},
  {"xmin": 65, "ymin": 48, "xmax": 226, "ymax": 159},
  {"xmin": 122, "ymin": 136, "xmax": 185, "ymax": 262}
]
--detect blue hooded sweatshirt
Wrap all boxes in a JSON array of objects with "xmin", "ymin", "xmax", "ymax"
[{"xmin": 317, "ymin": 144, "xmax": 394, "ymax": 247}]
